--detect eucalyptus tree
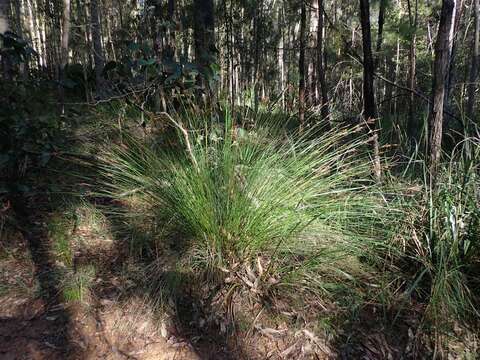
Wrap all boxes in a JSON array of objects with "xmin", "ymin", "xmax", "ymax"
[
  {"xmin": 90, "ymin": 0, "xmax": 105, "ymax": 94},
  {"xmin": 0, "ymin": 0, "xmax": 8, "ymax": 33},
  {"xmin": 429, "ymin": 0, "xmax": 457, "ymax": 181},
  {"xmin": 298, "ymin": 0, "xmax": 307, "ymax": 128},
  {"xmin": 0, "ymin": 0, "xmax": 10, "ymax": 79},
  {"xmin": 359, "ymin": 0, "xmax": 381, "ymax": 181},
  {"xmin": 466, "ymin": 0, "xmax": 480, "ymax": 123}
]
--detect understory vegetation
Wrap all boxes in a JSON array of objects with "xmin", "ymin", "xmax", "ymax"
[
  {"xmin": 2, "ymin": 0, "xmax": 480, "ymax": 358},
  {"xmin": 63, "ymin": 103, "xmax": 480, "ymax": 357}
]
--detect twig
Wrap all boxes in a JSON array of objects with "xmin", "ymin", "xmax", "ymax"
[{"xmin": 157, "ymin": 112, "xmax": 199, "ymax": 170}]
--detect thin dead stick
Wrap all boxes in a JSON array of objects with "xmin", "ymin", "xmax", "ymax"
[{"xmin": 157, "ymin": 111, "xmax": 199, "ymax": 170}]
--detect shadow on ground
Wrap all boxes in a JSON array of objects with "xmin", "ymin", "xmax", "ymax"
[{"xmin": 0, "ymin": 192, "xmax": 84, "ymax": 359}]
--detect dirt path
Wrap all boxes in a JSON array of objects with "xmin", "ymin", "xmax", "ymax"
[{"xmin": 0, "ymin": 194, "xmax": 200, "ymax": 360}]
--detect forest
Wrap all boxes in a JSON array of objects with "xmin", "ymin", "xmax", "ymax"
[{"xmin": 0, "ymin": 0, "xmax": 479, "ymax": 358}]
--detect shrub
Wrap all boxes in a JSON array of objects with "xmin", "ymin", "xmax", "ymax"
[
  {"xmin": 389, "ymin": 136, "xmax": 480, "ymax": 351},
  {"xmin": 97, "ymin": 112, "xmax": 397, "ymax": 297}
]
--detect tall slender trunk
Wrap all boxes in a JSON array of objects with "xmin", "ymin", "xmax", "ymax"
[
  {"xmin": 167, "ymin": 0, "xmax": 176, "ymax": 60},
  {"xmin": 90, "ymin": 0, "xmax": 105, "ymax": 95},
  {"xmin": 252, "ymin": 1, "xmax": 263, "ymax": 112},
  {"xmin": 443, "ymin": 0, "xmax": 464, "ymax": 131},
  {"xmin": 466, "ymin": 0, "xmax": 479, "ymax": 122},
  {"xmin": 374, "ymin": 0, "xmax": 386, "ymax": 110},
  {"xmin": 278, "ymin": 6, "xmax": 285, "ymax": 110},
  {"xmin": 298, "ymin": 0, "xmax": 307, "ymax": 130},
  {"xmin": 0, "ymin": 0, "xmax": 11, "ymax": 80},
  {"xmin": 394, "ymin": 33, "xmax": 400, "ymax": 114},
  {"xmin": 193, "ymin": 0, "xmax": 216, "ymax": 98},
  {"xmin": 406, "ymin": 0, "xmax": 418, "ymax": 140},
  {"xmin": 349, "ymin": 25, "xmax": 355, "ymax": 110},
  {"xmin": 375, "ymin": 0, "xmax": 386, "ymax": 66},
  {"xmin": 0, "ymin": 0, "xmax": 8, "ymax": 33},
  {"xmin": 317, "ymin": 0, "xmax": 329, "ymax": 124},
  {"xmin": 429, "ymin": 0, "xmax": 457, "ymax": 182},
  {"xmin": 59, "ymin": 0, "xmax": 71, "ymax": 111},
  {"xmin": 15, "ymin": 0, "xmax": 29, "ymax": 79},
  {"xmin": 359, "ymin": 0, "xmax": 381, "ymax": 181}
]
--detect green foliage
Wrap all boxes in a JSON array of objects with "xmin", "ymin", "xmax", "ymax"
[
  {"xmin": 103, "ymin": 40, "xmax": 219, "ymax": 98},
  {"xmin": 0, "ymin": 33, "xmax": 61, "ymax": 196},
  {"xmin": 97, "ymin": 111, "xmax": 396, "ymax": 296},
  {"xmin": 0, "ymin": 83, "xmax": 62, "ymax": 192},
  {"xmin": 399, "ymin": 138, "xmax": 480, "ymax": 328},
  {"xmin": 62, "ymin": 265, "xmax": 96, "ymax": 303},
  {"xmin": 49, "ymin": 216, "xmax": 73, "ymax": 268},
  {"xmin": 0, "ymin": 31, "xmax": 37, "ymax": 66}
]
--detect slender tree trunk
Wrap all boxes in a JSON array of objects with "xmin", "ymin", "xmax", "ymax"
[
  {"xmin": 193, "ymin": 0, "xmax": 216, "ymax": 98},
  {"xmin": 0, "ymin": 0, "xmax": 8, "ymax": 33},
  {"xmin": 0, "ymin": 0, "xmax": 11, "ymax": 80},
  {"xmin": 252, "ymin": 1, "xmax": 263, "ymax": 112},
  {"xmin": 308, "ymin": 0, "xmax": 318, "ymax": 106},
  {"xmin": 429, "ymin": 0, "xmax": 456, "ymax": 182},
  {"xmin": 374, "ymin": 0, "xmax": 386, "ymax": 110},
  {"xmin": 59, "ymin": 0, "xmax": 71, "ymax": 112},
  {"xmin": 317, "ymin": 0, "xmax": 329, "ymax": 124},
  {"xmin": 167, "ymin": 0, "xmax": 176, "ymax": 59},
  {"xmin": 406, "ymin": 0, "xmax": 418, "ymax": 140},
  {"xmin": 359, "ymin": 0, "xmax": 381, "ymax": 181},
  {"xmin": 14, "ymin": 0, "xmax": 28, "ymax": 80},
  {"xmin": 90, "ymin": 0, "xmax": 105, "ymax": 95},
  {"xmin": 466, "ymin": 0, "xmax": 480, "ymax": 122},
  {"xmin": 298, "ymin": 0, "xmax": 307, "ymax": 130},
  {"xmin": 444, "ymin": 0, "xmax": 464, "ymax": 129},
  {"xmin": 349, "ymin": 25, "xmax": 355, "ymax": 110},
  {"xmin": 375, "ymin": 0, "xmax": 386, "ymax": 65},
  {"xmin": 278, "ymin": 6, "xmax": 285, "ymax": 110}
]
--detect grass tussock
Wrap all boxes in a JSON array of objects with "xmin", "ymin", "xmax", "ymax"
[
  {"xmin": 403, "ymin": 137, "xmax": 480, "ymax": 326},
  {"xmin": 96, "ymin": 113, "xmax": 397, "ymax": 300}
]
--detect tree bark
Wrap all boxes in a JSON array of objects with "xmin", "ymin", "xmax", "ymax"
[
  {"xmin": 59, "ymin": 0, "xmax": 71, "ymax": 111},
  {"xmin": 193, "ymin": 0, "xmax": 216, "ymax": 99},
  {"xmin": 0, "ymin": 0, "xmax": 11, "ymax": 80},
  {"xmin": 278, "ymin": 6, "xmax": 285, "ymax": 110},
  {"xmin": 0, "ymin": 0, "xmax": 8, "ymax": 33},
  {"xmin": 90, "ymin": 0, "xmax": 105, "ymax": 95},
  {"xmin": 317, "ymin": 0, "xmax": 329, "ymax": 124},
  {"xmin": 359, "ymin": 0, "xmax": 381, "ymax": 181},
  {"xmin": 375, "ymin": 0, "xmax": 387, "ymax": 65},
  {"xmin": 406, "ymin": 0, "xmax": 418, "ymax": 140},
  {"xmin": 466, "ymin": 0, "xmax": 480, "ymax": 122},
  {"xmin": 298, "ymin": 0, "xmax": 307, "ymax": 130},
  {"xmin": 193, "ymin": 0, "xmax": 215, "ymax": 70},
  {"xmin": 429, "ymin": 0, "xmax": 456, "ymax": 182}
]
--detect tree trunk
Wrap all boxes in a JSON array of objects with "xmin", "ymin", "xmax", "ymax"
[
  {"xmin": 466, "ymin": 0, "xmax": 480, "ymax": 123},
  {"xmin": 0, "ymin": 0, "xmax": 8, "ymax": 33},
  {"xmin": 375, "ymin": 0, "xmax": 386, "ymax": 66},
  {"xmin": 406, "ymin": 0, "xmax": 418, "ymax": 140},
  {"xmin": 90, "ymin": 0, "xmax": 105, "ymax": 95},
  {"xmin": 0, "ymin": 0, "xmax": 11, "ymax": 80},
  {"xmin": 298, "ymin": 0, "xmax": 307, "ymax": 130},
  {"xmin": 359, "ymin": 0, "xmax": 381, "ymax": 181},
  {"xmin": 14, "ymin": 0, "xmax": 28, "ymax": 80},
  {"xmin": 167, "ymin": 0, "xmax": 175, "ymax": 59},
  {"xmin": 193, "ymin": 0, "xmax": 215, "ymax": 102},
  {"xmin": 193, "ymin": 0, "xmax": 215, "ymax": 73},
  {"xmin": 429, "ymin": 0, "xmax": 456, "ymax": 182},
  {"xmin": 374, "ymin": 0, "xmax": 386, "ymax": 111},
  {"xmin": 278, "ymin": 6, "xmax": 285, "ymax": 110},
  {"xmin": 317, "ymin": 0, "xmax": 329, "ymax": 124},
  {"xmin": 444, "ymin": 0, "xmax": 464, "ymax": 128},
  {"xmin": 59, "ymin": 0, "xmax": 71, "ymax": 112},
  {"xmin": 252, "ymin": 1, "xmax": 263, "ymax": 113}
]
